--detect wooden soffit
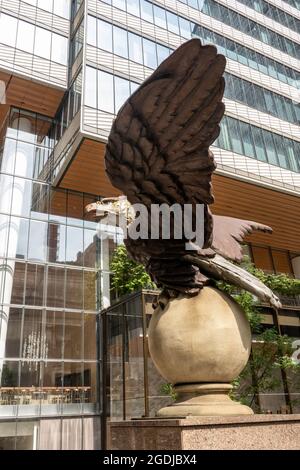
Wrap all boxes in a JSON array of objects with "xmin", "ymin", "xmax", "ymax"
[
  {"xmin": 212, "ymin": 174, "xmax": 300, "ymax": 253},
  {"xmin": 0, "ymin": 71, "xmax": 64, "ymax": 117},
  {"xmin": 59, "ymin": 137, "xmax": 300, "ymax": 252},
  {"xmin": 59, "ymin": 138, "xmax": 120, "ymax": 197}
]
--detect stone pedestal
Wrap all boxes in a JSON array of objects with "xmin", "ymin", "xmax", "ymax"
[
  {"xmin": 109, "ymin": 415, "xmax": 300, "ymax": 450},
  {"xmin": 148, "ymin": 287, "xmax": 253, "ymax": 416},
  {"xmin": 158, "ymin": 384, "xmax": 252, "ymax": 417}
]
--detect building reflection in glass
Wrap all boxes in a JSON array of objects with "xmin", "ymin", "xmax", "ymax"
[{"xmin": 0, "ymin": 108, "xmax": 121, "ymax": 449}]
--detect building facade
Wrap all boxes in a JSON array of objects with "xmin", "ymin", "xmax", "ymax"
[{"xmin": 0, "ymin": 0, "xmax": 299, "ymax": 450}]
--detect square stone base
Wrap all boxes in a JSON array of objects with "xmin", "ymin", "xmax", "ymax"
[{"xmin": 109, "ymin": 415, "xmax": 300, "ymax": 450}]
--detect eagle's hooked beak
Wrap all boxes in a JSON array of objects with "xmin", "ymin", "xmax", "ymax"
[
  {"xmin": 85, "ymin": 197, "xmax": 120, "ymax": 220},
  {"xmin": 85, "ymin": 202, "xmax": 101, "ymax": 219}
]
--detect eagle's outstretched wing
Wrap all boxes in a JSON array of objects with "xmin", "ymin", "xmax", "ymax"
[
  {"xmin": 212, "ymin": 215, "xmax": 272, "ymax": 262},
  {"xmin": 102, "ymin": 39, "xmax": 279, "ymax": 306},
  {"xmin": 105, "ymin": 39, "xmax": 226, "ymax": 248}
]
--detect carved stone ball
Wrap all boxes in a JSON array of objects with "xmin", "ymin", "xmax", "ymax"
[{"xmin": 148, "ymin": 287, "xmax": 252, "ymax": 384}]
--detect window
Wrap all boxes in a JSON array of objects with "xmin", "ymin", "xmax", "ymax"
[
  {"xmin": 47, "ymin": 268, "xmax": 65, "ymax": 311},
  {"xmin": 228, "ymin": 118, "xmax": 243, "ymax": 155},
  {"xmin": 157, "ymin": 44, "xmax": 170, "ymax": 64},
  {"xmin": 183, "ymin": 0, "xmax": 300, "ymax": 59},
  {"xmin": 35, "ymin": 28, "xmax": 51, "ymax": 60},
  {"xmin": 193, "ymin": 20, "xmax": 299, "ymax": 89},
  {"xmin": 93, "ymin": 5, "xmax": 300, "ymax": 87},
  {"xmin": 153, "ymin": 5, "xmax": 167, "ymax": 29},
  {"xmin": 38, "ymin": 0, "xmax": 53, "ymax": 11},
  {"xmin": 283, "ymin": 100, "xmax": 295, "ymax": 125},
  {"xmin": 26, "ymin": 0, "xmax": 70, "ymax": 18},
  {"xmin": 235, "ymin": 43, "xmax": 248, "ymax": 66},
  {"xmin": 179, "ymin": 17, "xmax": 191, "ymax": 39},
  {"xmin": 98, "ymin": 71, "xmax": 114, "ymax": 113},
  {"xmin": 11, "ymin": 178, "xmax": 32, "ymax": 218},
  {"xmin": 87, "ymin": 16, "xmax": 97, "ymax": 46},
  {"xmin": 216, "ymin": 116, "xmax": 300, "ymax": 173},
  {"xmin": 237, "ymin": 0, "xmax": 300, "ymax": 34},
  {"xmin": 239, "ymin": 121, "xmax": 255, "ymax": 159},
  {"xmin": 0, "ymin": 14, "xmax": 17, "ymax": 47},
  {"xmin": 85, "ymin": 67, "xmax": 97, "ymax": 108},
  {"xmin": 273, "ymin": 94, "xmax": 288, "ymax": 122},
  {"xmin": 263, "ymin": 90, "xmax": 275, "ymax": 112},
  {"xmin": 225, "ymin": 73, "xmax": 299, "ymax": 125},
  {"xmin": 286, "ymin": 139, "xmax": 299, "ymax": 172},
  {"xmin": 166, "ymin": 11, "xmax": 179, "ymax": 35},
  {"xmin": 272, "ymin": 134, "xmax": 289, "ymax": 170},
  {"xmin": 52, "ymin": 34, "xmax": 68, "ymax": 65},
  {"xmin": 28, "ymin": 220, "xmax": 48, "ymax": 262},
  {"xmin": 143, "ymin": 38, "xmax": 157, "ymax": 69},
  {"xmin": 66, "ymin": 226, "xmax": 83, "ymax": 266},
  {"xmin": 0, "ymin": 215, "xmax": 10, "ymax": 258},
  {"xmin": 65, "ymin": 270, "xmax": 83, "ymax": 309},
  {"xmin": 114, "ymin": 0, "xmax": 126, "ymax": 9},
  {"xmin": 98, "ymin": 20, "xmax": 113, "ymax": 52},
  {"xmin": 141, "ymin": 0, "xmax": 153, "ymax": 22},
  {"xmin": 53, "ymin": 0, "xmax": 70, "ymax": 18},
  {"xmin": 115, "ymin": 76, "xmax": 130, "ymax": 112},
  {"xmin": 0, "ymin": 14, "xmax": 68, "ymax": 65},
  {"xmin": 84, "ymin": 67, "xmax": 139, "ymax": 113},
  {"xmin": 4, "ymin": 308, "xmax": 23, "ymax": 358},
  {"xmin": 17, "ymin": 21, "xmax": 35, "ymax": 54},
  {"xmin": 127, "ymin": 0, "xmax": 140, "ymax": 16},
  {"xmin": 250, "ymin": 127, "xmax": 267, "ymax": 162},
  {"xmin": 15, "ymin": 141, "xmax": 35, "ymax": 180},
  {"xmin": 25, "ymin": 264, "xmax": 45, "ymax": 305},
  {"xmin": 263, "ymin": 131, "xmax": 278, "ymax": 166},
  {"xmin": 128, "ymin": 33, "xmax": 143, "ymax": 64},
  {"xmin": 216, "ymin": 117, "xmax": 231, "ymax": 150},
  {"xmin": 48, "ymin": 224, "xmax": 66, "ymax": 263},
  {"xmin": 15, "ymin": 218, "xmax": 29, "ymax": 259},
  {"xmin": 113, "ymin": 26, "xmax": 128, "ymax": 58},
  {"xmin": 89, "ymin": 16, "xmax": 170, "ymax": 70},
  {"xmin": 189, "ymin": 0, "xmax": 200, "ymax": 8},
  {"xmin": 130, "ymin": 82, "xmax": 139, "ymax": 94}
]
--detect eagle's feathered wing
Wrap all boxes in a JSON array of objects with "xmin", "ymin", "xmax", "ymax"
[
  {"xmin": 104, "ymin": 39, "xmax": 280, "ymax": 307},
  {"xmin": 105, "ymin": 39, "xmax": 224, "ymax": 247}
]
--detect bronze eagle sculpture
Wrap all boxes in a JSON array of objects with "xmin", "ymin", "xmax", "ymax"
[{"xmin": 86, "ymin": 39, "xmax": 281, "ymax": 310}]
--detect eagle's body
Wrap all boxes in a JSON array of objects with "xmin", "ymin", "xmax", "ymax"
[{"xmin": 86, "ymin": 39, "xmax": 281, "ymax": 310}]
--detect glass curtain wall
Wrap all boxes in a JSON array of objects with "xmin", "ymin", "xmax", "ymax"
[
  {"xmin": 0, "ymin": 13, "xmax": 69, "ymax": 66},
  {"xmin": 215, "ymin": 116, "xmax": 300, "ymax": 172},
  {"xmin": 101, "ymin": 291, "xmax": 173, "ymax": 434},
  {"xmin": 89, "ymin": 11, "xmax": 300, "ymax": 88},
  {"xmin": 100, "ymin": 0, "xmax": 300, "ymax": 58},
  {"xmin": 0, "ymin": 107, "xmax": 120, "ymax": 449},
  {"xmin": 22, "ymin": 0, "xmax": 71, "ymax": 18}
]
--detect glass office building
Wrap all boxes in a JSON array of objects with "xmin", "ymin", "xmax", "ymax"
[{"xmin": 0, "ymin": 0, "xmax": 299, "ymax": 449}]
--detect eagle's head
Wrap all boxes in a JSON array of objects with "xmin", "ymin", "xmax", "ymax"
[{"xmin": 85, "ymin": 196, "xmax": 135, "ymax": 227}]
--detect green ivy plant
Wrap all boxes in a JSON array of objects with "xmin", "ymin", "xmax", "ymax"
[
  {"xmin": 110, "ymin": 244, "xmax": 156, "ymax": 298},
  {"xmin": 217, "ymin": 256, "xmax": 300, "ymax": 412},
  {"xmin": 217, "ymin": 256, "xmax": 300, "ymax": 299},
  {"xmin": 160, "ymin": 383, "xmax": 178, "ymax": 401}
]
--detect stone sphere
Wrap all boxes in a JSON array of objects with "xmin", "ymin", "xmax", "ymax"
[{"xmin": 148, "ymin": 287, "xmax": 251, "ymax": 384}]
